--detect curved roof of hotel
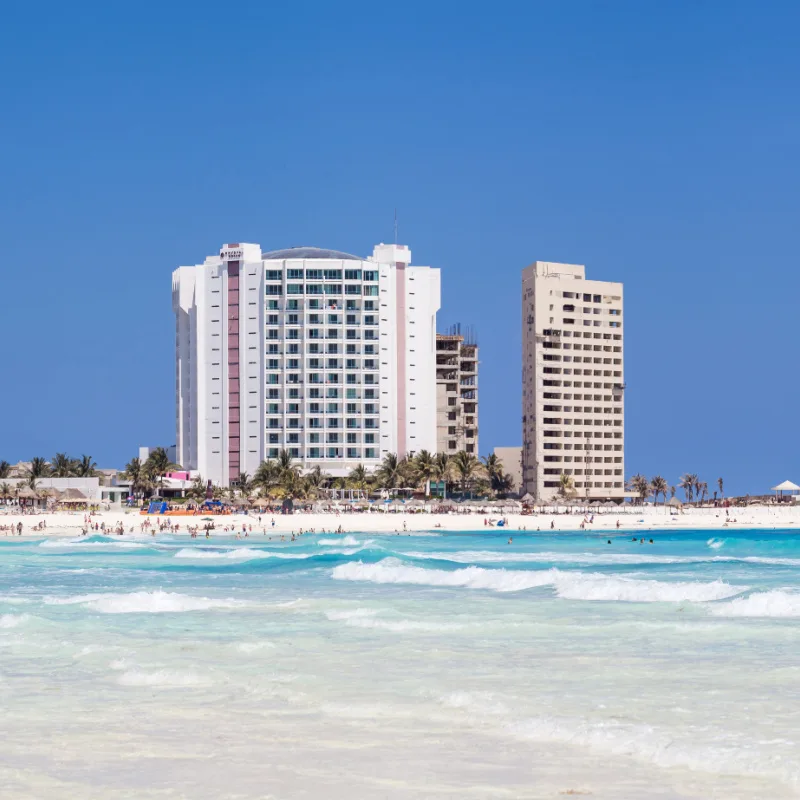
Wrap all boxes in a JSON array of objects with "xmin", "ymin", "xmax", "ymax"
[{"xmin": 261, "ymin": 247, "xmax": 362, "ymax": 261}]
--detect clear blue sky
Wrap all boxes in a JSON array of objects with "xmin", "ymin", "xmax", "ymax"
[{"xmin": 2, "ymin": 1, "xmax": 798, "ymax": 495}]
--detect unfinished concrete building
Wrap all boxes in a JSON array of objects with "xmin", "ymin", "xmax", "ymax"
[{"xmin": 436, "ymin": 327, "xmax": 478, "ymax": 455}]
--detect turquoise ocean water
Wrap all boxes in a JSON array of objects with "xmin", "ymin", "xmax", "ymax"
[{"xmin": 1, "ymin": 528, "xmax": 800, "ymax": 799}]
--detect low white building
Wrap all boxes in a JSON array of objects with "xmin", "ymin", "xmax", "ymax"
[
  {"xmin": 174, "ymin": 242, "xmax": 441, "ymax": 486},
  {"xmin": 7, "ymin": 477, "xmax": 127, "ymax": 503}
]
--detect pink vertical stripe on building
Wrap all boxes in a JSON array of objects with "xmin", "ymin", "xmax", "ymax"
[
  {"xmin": 227, "ymin": 261, "xmax": 240, "ymax": 482},
  {"xmin": 395, "ymin": 262, "xmax": 407, "ymax": 458}
]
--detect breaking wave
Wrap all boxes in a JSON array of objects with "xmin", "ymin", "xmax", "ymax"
[
  {"xmin": 38, "ymin": 536, "xmax": 147, "ymax": 549},
  {"xmin": 404, "ymin": 549, "xmax": 800, "ymax": 567},
  {"xmin": 173, "ymin": 547, "xmax": 293, "ymax": 561},
  {"xmin": 325, "ymin": 607, "xmax": 462, "ymax": 632},
  {"xmin": 44, "ymin": 590, "xmax": 249, "ymax": 613},
  {"xmin": 0, "ymin": 614, "xmax": 29, "ymax": 629},
  {"xmin": 318, "ymin": 535, "xmax": 361, "ymax": 546},
  {"xmin": 332, "ymin": 559, "xmax": 743, "ymax": 602},
  {"xmin": 710, "ymin": 589, "xmax": 800, "ymax": 618}
]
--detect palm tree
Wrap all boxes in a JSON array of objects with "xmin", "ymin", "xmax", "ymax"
[
  {"xmin": 432, "ymin": 452, "xmax": 453, "ymax": 497},
  {"xmin": 557, "ymin": 472, "xmax": 576, "ymax": 499},
  {"xmin": 0, "ymin": 482, "xmax": 12, "ymax": 503},
  {"xmin": 627, "ymin": 474, "xmax": 649, "ymax": 505},
  {"xmin": 451, "ymin": 450, "xmax": 484, "ymax": 497},
  {"xmin": 74, "ymin": 455, "xmax": 97, "ymax": 477},
  {"xmin": 305, "ymin": 466, "xmax": 332, "ymax": 497},
  {"xmin": 253, "ymin": 459, "xmax": 280, "ymax": 494},
  {"xmin": 347, "ymin": 464, "xmax": 371, "ymax": 493},
  {"xmin": 276, "ymin": 449, "xmax": 301, "ymax": 493},
  {"xmin": 143, "ymin": 448, "xmax": 179, "ymax": 495},
  {"xmin": 0, "ymin": 461, "xmax": 10, "ymax": 479},
  {"xmin": 236, "ymin": 472, "xmax": 252, "ymax": 500},
  {"xmin": 679, "ymin": 474, "xmax": 697, "ymax": 504},
  {"xmin": 187, "ymin": 475, "xmax": 208, "ymax": 501},
  {"xmin": 670, "ymin": 485, "xmax": 676, "ymax": 500},
  {"xmin": 482, "ymin": 453, "xmax": 505, "ymax": 495},
  {"xmin": 413, "ymin": 450, "xmax": 437, "ymax": 497},
  {"xmin": 280, "ymin": 468, "xmax": 304, "ymax": 498},
  {"xmin": 122, "ymin": 458, "xmax": 142, "ymax": 495},
  {"xmin": 650, "ymin": 476, "xmax": 668, "ymax": 506},
  {"xmin": 717, "ymin": 477, "xmax": 724, "ymax": 499},
  {"xmin": 698, "ymin": 481, "xmax": 709, "ymax": 504},
  {"xmin": 50, "ymin": 453, "xmax": 74, "ymax": 478},
  {"xmin": 376, "ymin": 453, "xmax": 403, "ymax": 490},
  {"xmin": 27, "ymin": 457, "xmax": 50, "ymax": 480},
  {"xmin": 693, "ymin": 476, "xmax": 703, "ymax": 504},
  {"xmin": 495, "ymin": 472, "xmax": 514, "ymax": 496}
]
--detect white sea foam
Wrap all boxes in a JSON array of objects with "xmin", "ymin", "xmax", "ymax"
[
  {"xmin": 74, "ymin": 644, "xmax": 115, "ymax": 658},
  {"xmin": 0, "ymin": 595, "xmax": 31, "ymax": 605},
  {"xmin": 405, "ymin": 549, "xmax": 800, "ymax": 567},
  {"xmin": 319, "ymin": 535, "xmax": 360, "ymax": 546},
  {"xmin": 707, "ymin": 537, "xmax": 725, "ymax": 550},
  {"xmin": 236, "ymin": 641, "xmax": 275, "ymax": 653},
  {"xmin": 273, "ymin": 598, "xmax": 305, "ymax": 608},
  {"xmin": 0, "ymin": 614, "xmax": 29, "ymax": 629},
  {"xmin": 325, "ymin": 608, "xmax": 462, "ymax": 632},
  {"xmin": 509, "ymin": 714, "xmax": 798, "ymax": 786},
  {"xmin": 332, "ymin": 559, "xmax": 557, "ymax": 592},
  {"xmin": 438, "ymin": 691, "xmax": 798, "ymax": 786},
  {"xmin": 332, "ymin": 559, "xmax": 744, "ymax": 602},
  {"xmin": 38, "ymin": 537, "xmax": 146, "ymax": 549},
  {"xmin": 118, "ymin": 669, "xmax": 209, "ymax": 688},
  {"xmin": 44, "ymin": 590, "xmax": 249, "ymax": 613},
  {"xmin": 173, "ymin": 547, "xmax": 317, "ymax": 561},
  {"xmin": 439, "ymin": 691, "xmax": 508, "ymax": 716},
  {"xmin": 711, "ymin": 590, "xmax": 800, "ymax": 618},
  {"xmin": 552, "ymin": 574, "xmax": 741, "ymax": 602}
]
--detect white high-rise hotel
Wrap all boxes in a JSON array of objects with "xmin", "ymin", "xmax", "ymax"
[
  {"xmin": 522, "ymin": 261, "xmax": 625, "ymax": 502},
  {"xmin": 173, "ymin": 243, "xmax": 440, "ymax": 486}
]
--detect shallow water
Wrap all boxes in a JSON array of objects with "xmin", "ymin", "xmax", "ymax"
[{"xmin": 1, "ymin": 528, "xmax": 799, "ymax": 799}]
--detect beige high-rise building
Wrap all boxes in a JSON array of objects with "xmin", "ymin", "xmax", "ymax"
[
  {"xmin": 435, "ymin": 331, "xmax": 478, "ymax": 455},
  {"xmin": 521, "ymin": 262, "xmax": 625, "ymax": 502}
]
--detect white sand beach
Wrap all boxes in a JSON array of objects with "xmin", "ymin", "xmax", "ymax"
[{"xmin": 2, "ymin": 503, "xmax": 800, "ymax": 538}]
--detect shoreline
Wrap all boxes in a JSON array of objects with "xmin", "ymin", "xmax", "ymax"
[{"xmin": 1, "ymin": 504, "xmax": 799, "ymax": 540}]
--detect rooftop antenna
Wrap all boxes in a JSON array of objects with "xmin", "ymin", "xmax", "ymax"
[{"xmin": 394, "ymin": 208, "xmax": 398, "ymax": 244}]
